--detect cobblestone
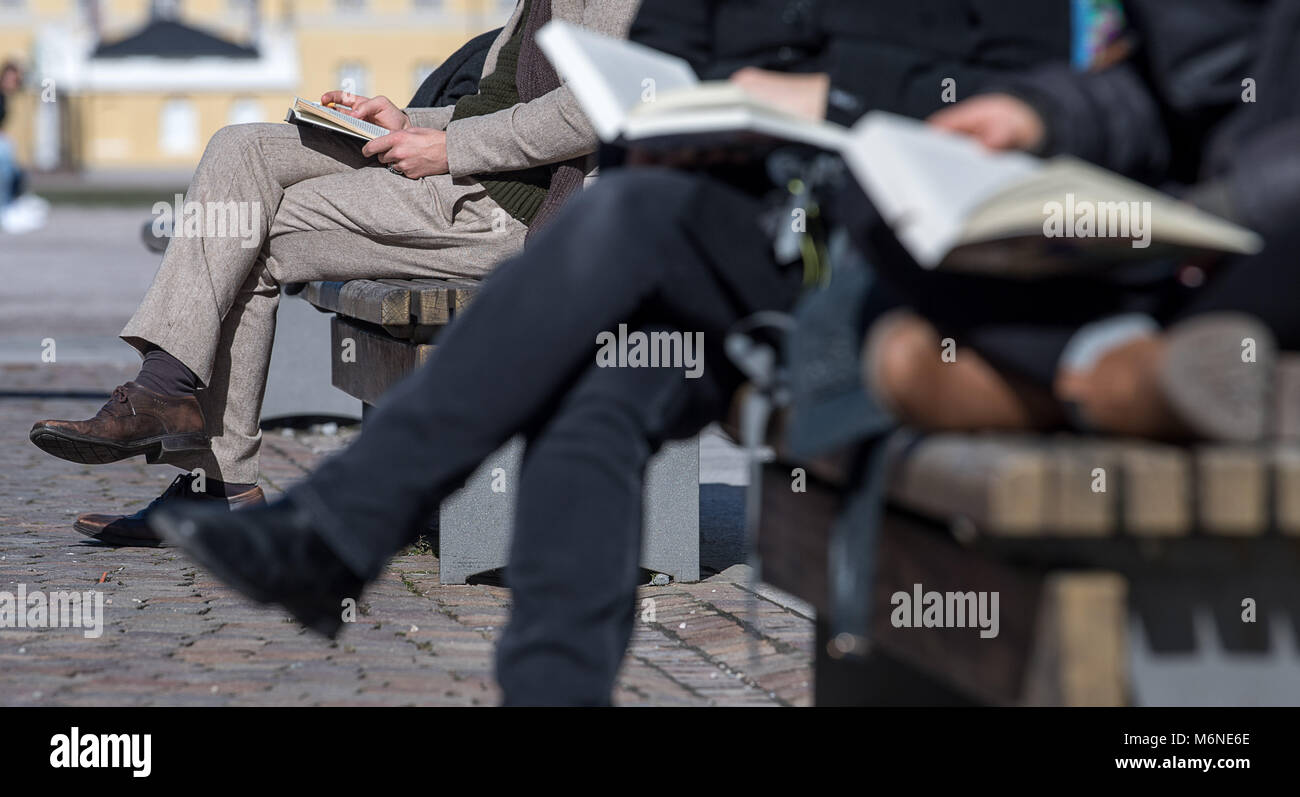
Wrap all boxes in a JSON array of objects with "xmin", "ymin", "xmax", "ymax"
[{"xmin": 0, "ymin": 362, "xmax": 814, "ymax": 706}]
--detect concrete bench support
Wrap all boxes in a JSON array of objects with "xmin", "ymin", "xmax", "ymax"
[
  {"xmin": 438, "ymin": 436, "xmax": 701, "ymax": 584},
  {"xmin": 307, "ymin": 279, "xmax": 702, "ymax": 586}
]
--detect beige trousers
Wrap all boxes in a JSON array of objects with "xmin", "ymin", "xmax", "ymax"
[{"xmin": 120, "ymin": 122, "xmax": 528, "ymax": 484}]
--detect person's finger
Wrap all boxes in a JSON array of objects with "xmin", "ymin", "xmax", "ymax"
[
  {"xmin": 321, "ymin": 90, "xmax": 367, "ymax": 108},
  {"xmin": 350, "ymin": 97, "xmax": 390, "ymax": 121},
  {"xmin": 927, "ymin": 104, "xmax": 981, "ymax": 132},
  {"xmin": 974, "ymin": 122, "xmax": 1022, "ymax": 151},
  {"xmin": 361, "ymin": 132, "xmax": 400, "ymax": 158}
]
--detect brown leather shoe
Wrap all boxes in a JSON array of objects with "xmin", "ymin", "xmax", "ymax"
[
  {"xmin": 30, "ymin": 382, "xmax": 208, "ymax": 465},
  {"xmin": 75, "ymin": 473, "xmax": 266, "ymax": 547}
]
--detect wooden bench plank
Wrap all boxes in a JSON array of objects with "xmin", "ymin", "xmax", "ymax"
[
  {"xmin": 374, "ymin": 278, "xmax": 478, "ymax": 326},
  {"xmin": 1196, "ymin": 446, "xmax": 1268, "ymax": 535},
  {"xmin": 1043, "ymin": 440, "xmax": 1116, "ymax": 536},
  {"xmin": 888, "ymin": 435, "xmax": 1048, "ymax": 537},
  {"xmin": 1274, "ymin": 446, "xmax": 1300, "ymax": 536},
  {"xmin": 1116, "ymin": 442, "xmax": 1193, "ymax": 536},
  {"xmin": 329, "ymin": 317, "xmax": 432, "ymax": 405},
  {"xmin": 888, "ymin": 435, "xmax": 1298, "ymax": 538},
  {"xmin": 305, "ymin": 280, "xmax": 411, "ymax": 328},
  {"xmin": 1022, "ymin": 572, "xmax": 1128, "ymax": 706}
]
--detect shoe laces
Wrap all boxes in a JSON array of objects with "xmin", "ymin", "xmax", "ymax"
[{"xmin": 111, "ymin": 385, "xmax": 137, "ymax": 415}]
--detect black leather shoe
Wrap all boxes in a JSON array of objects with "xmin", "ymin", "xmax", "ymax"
[
  {"xmin": 149, "ymin": 497, "xmax": 364, "ymax": 638},
  {"xmin": 75, "ymin": 473, "xmax": 265, "ymax": 547}
]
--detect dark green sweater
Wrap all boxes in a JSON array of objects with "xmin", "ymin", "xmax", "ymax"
[{"xmin": 450, "ymin": 0, "xmax": 551, "ymax": 226}]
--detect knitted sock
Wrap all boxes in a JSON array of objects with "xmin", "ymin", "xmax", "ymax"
[{"xmin": 134, "ymin": 348, "xmax": 200, "ymax": 398}]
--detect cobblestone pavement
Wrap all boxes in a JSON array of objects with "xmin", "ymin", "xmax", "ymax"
[{"xmin": 0, "ymin": 362, "xmax": 815, "ymax": 706}]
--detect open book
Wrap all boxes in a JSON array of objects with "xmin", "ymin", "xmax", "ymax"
[
  {"xmin": 285, "ymin": 97, "xmax": 390, "ymax": 142},
  {"xmin": 536, "ymin": 20, "xmax": 849, "ymax": 152},
  {"xmin": 537, "ymin": 20, "xmax": 1262, "ymax": 274}
]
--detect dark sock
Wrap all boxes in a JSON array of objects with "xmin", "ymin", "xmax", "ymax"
[
  {"xmin": 207, "ymin": 479, "xmax": 257, "ymax": 498},
  {"xmin": 134, "ymin": 348, "xmax": 200, "ymax": 398}
]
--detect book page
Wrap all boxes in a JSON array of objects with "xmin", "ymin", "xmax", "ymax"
[
  {"xmin": 294, "ymin": 98, "xmax": 390, "ymax": 140},
  {"xmin": 842, "ymin": 112, "xmax": 1040, "ymax": 268},
  {"xmin": 960, "ymin": 157, "xmax": 1264, "ymax": 255},
  {"xmin": 537, "ymin": 20, "xmax": 698, "ymax": 141}
]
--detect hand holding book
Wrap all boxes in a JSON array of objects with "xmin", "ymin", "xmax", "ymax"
[
  {"xmin": 537, "ymin": 20, "xmax": 1261, "ymax": 276},
  {"xmin": 362, "ymin": 127, "xmax": 449, "ymax": 179},
  {"xmin": 928, "ymin": 94, "xmax": 1048, "ymax": 153},
  {"xmin": 625, "ymin": 69, "xmax": 831, "ymax": 168},
  {"xmin": 319, "ymin": 92, "xmax": 412, "ymax": 133}
]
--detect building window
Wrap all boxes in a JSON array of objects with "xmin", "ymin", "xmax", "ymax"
[
  {"xmin": 228, "ymin": 98, "xmax": 264, "ymax": 126},
  {"xmin": 0, "ymin": 0, "xmax": 27, "ymax": 12},
  {"xmin": 159, "ymin": 98, "xmax": 198, "ymax": 156},
  {"xmin": 336, "ymin": 0, "xmax": 365, "ymax": 13},
  {"xmin": 336, "ymin": 63, "xmax": 369, "ymax": 99},
  {"xmin": 412, "ymin": 0, "xmax": 442, "ymax": 11}
]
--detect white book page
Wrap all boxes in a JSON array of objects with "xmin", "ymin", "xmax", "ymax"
[
  {"xmin": 843, "ymin": 112, "xmax": 1040, "ymax": 268},
  {"xmin": 295, "ymin": 98, "xmax": 390, "ymax": 139},
  {"xmin": 537, "ymin": 20, "xmax": 699, "ymax": 141}
]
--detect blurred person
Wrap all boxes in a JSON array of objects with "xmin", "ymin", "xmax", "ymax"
[
  {"xmin": 856, "ymin": 0, "xmax": 1299, "ymax": 442},
  {"xmin": 28, "ymin": 0, "xmax": 640, "ymax": 546},
  {"xmin": 0, "ymin": 61, "xmax": 19, "ymax": 207},
  {"xmin": 148, "ymin": 0, "xmax": 1081, "ymax": 705},
  {"xmin": 0, "ymin": 60, "xmax": 47, "ymax": 234}
]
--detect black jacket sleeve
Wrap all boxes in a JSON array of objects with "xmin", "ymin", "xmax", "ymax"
[
  {"xmin": 631, "ymin": 0, "xmax": 1073, "ymax": 127},
  {"xmin": 998, "ymin": 0, "xmax": 1260, "ymax": 184},
  {"xmin": 1219, "ymin": 118, "xmax": 1300, "ymax": 237},
  {"xmin": 627, "ymin": 0, "xmax": 717, "ymax": 76}
]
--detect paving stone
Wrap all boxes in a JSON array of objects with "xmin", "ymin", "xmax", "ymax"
[{"xmin": 0, "ymin": 364, "xmax": 813, "ymax": 705}]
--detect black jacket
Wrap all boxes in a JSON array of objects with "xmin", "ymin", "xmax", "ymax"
[
  {"xmin": 630, "ymin": 0, "xmax": 1072, "ymax": 126},
  {"xmin": 1003, "ymin": 0, "xmax": 1299, "ymax": 236},
  {"xmin": 408, "ymin": 27, "xmax": 500, "ymax": 109}
]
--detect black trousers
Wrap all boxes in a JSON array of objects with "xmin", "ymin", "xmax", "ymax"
[{"xmin": 293, "ymin": 167, "xmax": 801, "ymax": 705}]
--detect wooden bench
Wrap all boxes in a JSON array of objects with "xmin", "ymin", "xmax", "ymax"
[
  {"xmin": 756, "ymin": 356, "xmax": 1300, "ymax": 705},
  {"xmin": 300, "ymin": 278, "xmax": 702, "ymax": 584}
]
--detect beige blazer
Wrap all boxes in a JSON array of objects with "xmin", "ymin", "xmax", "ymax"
[{"xmin": 404, "ymin": 0, "xmax": 640, "ymax": 179}]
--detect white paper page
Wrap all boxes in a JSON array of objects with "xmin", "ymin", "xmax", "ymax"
[
  {"xmin": 537, "ymin": 20, "xmax": 698, "ymax": 141},
  {"xmin": 843, "ymin": 112, "xmax": 1040, "ymax": 267}
]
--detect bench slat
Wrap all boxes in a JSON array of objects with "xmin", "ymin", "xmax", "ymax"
[
  {"xmin": 889, "ymin": 434, "xmax": 1293, "ymax": 537},
  {"xmin": 305, "ymin": 280, "xmax": 411, "ymax": 327},
  {"xmin": 1116, "ymin": 443, "xmax": 1193, "ymax": 536},
  {"xmin": 329, "ymin": 317, "xmax": 432, "ymax": 405},
  {"xmin": 1276, "ymin": 447, "xmax": 1300, "ymax": 535},
  {"xmin": 1196, "ymin": 446, "xmax": 1268, "ymax": 536},
  {"xmin": 889, "ymin": 435, "xmax": 1048, "ymax": 536},
  {"xmin": 306, "ymin": 278, "xmax": 481, "ymax": 329},
  {"xmin": 378, "ymin": 278, "xmax": 479, "ymax": 326}
]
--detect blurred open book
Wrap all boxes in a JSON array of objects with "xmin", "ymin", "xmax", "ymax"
[{"xmin": 538, "ymin": 21, "xmax": 1262, "ymax": 275}]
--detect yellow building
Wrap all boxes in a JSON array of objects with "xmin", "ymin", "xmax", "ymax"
[{"xmin": 0, "ymin": 0, "xmax": 514, "ymax": 172}]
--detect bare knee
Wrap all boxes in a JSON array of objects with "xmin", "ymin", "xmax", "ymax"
[{"xmin": 866, "ymin": 312, "xmax": 945, "ymax": 414}]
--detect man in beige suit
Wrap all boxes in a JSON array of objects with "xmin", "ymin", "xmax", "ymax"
[{"xmin": 30, "ymin": 0, "xmax": 641, "ymax": 545}]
